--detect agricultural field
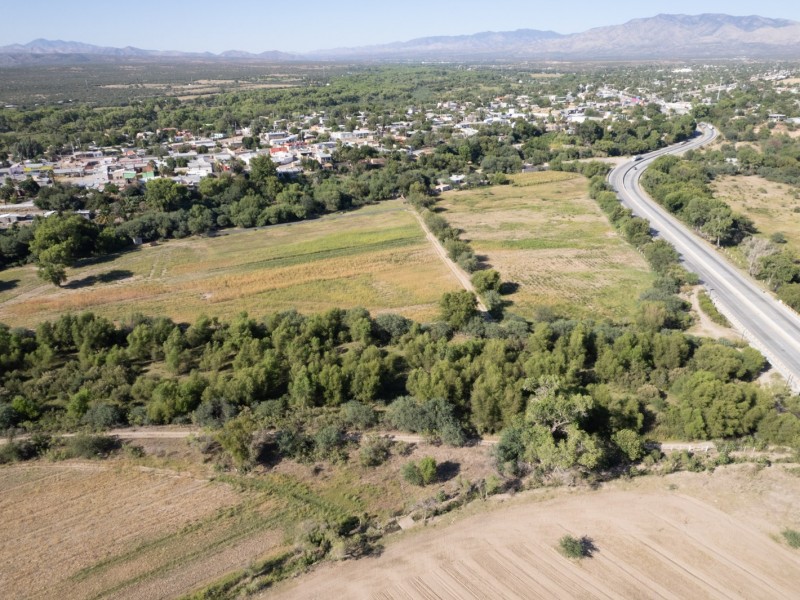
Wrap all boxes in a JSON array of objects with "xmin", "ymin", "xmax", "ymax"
[
  {"xmin": 438, "ymin": 171, "xmax": 654, "ymax": 321},
  {"xmin": 269, "ymin": 462, "xmax": 800, "ymax": 599},
  {"xmin": 712, "ymin": 175, "xmax": 800, "ymax": 253},
  {"xmin": 0, "ymin": 433, "xmax": 497, "ymax": 599},
  {"xmin": 0, "ymin": 200, "xmax": 461, "ymax": 328}
]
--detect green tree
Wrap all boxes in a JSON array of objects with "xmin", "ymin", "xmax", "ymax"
[
  {"xmin": 471, "ymin": 269, "xmax": 502, "ymax": 294},
  {"xmin": 29, "ymin": 214, "xmax": 98, "ymax": 286},
  {"xmin": 439, "ymin": 291, "xmax": 477, "ymax": 329},
  {"xmin": 216, "ymin": 409, "xmax": 257, "ymax": 471},
  {"xmin": 418, "ymin": 456, "xmax": 437, "ymax": 485},
  {"xmin": 144, "ymin": 178, "xmax": 188, "ymax": 212}
]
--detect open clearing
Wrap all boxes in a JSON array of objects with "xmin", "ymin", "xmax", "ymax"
[
  {"xmin": 268, "ymin": 463, "xmax": 800, "ymax": 600},
  {"xmin": 437, "ymin": 172, "xmax": 653, "ymax": 321},
  {"xmin": 0, "ymin": 432, "xmax": 497, "ymax": 599},
  {"xmin": 712, "ymin": 174, "xmax": 800, "ymax": 253},
  {"xmin": 0, "ymin": 461, "xmax": 257, "ymax": 600},
  {"xmin": 0, "ymin": 200, "xmax": 461, "ymax": 327}
]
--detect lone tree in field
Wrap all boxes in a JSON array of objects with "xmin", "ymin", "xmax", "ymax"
[
  {"xmin": 29, "ymin": 214, "xmax": 98, "ymax": 286},
  {"xmin": 558, "ymin": 534, "xmax": 595, "ymax": 559}
]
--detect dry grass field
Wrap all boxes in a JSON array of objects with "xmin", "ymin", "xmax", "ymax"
[
  {"xmin": 712, "ymin": 175, "xmax": 800, "ymax": 253},
  {"xmin": 268, "ymin": 463, "xmax": 800, "ymax": 600},
  {"xmin": 0, "ymin": 200, "xmax": 461, "ymax": 328},
  {"xmin": 438, "ymin": 171, "xmax": 654, "ymax": 321},
  {"xmin": 0, "ymin": 433, "xmax": 498, "ymax": 599},
  {"xmin": 0, "ymin": 461, "xmax": 260, "ymax": 600}
]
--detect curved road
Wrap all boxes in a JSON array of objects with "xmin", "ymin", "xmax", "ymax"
[{"xmin": 609, "ymin": 125, "xmax": 800, "ymax": 393}]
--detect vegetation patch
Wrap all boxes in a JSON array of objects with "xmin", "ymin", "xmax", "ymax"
[
  {"xmin": 439, "ymin": 171, "xmax": 654, "ymax": 320},
  {"xmin": 698, "ymin": 290, "xmax": 731, "ymax": 327},
  {"xmin": 0, "ymin": 201, "xmax": 460, "ymax": 327}
]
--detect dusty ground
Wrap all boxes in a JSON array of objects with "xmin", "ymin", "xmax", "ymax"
[
  {"xmin": 267, "ymin": 464, "xmax": 800, "ymax": 600},
  {"xmin": 0, "ymin": 461, "xmax": 256, "ymax": 599},
  {"xmin": 0, "ymin": 431, "xmax": 499, "ymax": 599}
]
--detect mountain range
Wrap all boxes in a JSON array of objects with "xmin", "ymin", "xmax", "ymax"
[{"xmin": 2, "ymin": 14, "xmax": 800, "ymax": 65}]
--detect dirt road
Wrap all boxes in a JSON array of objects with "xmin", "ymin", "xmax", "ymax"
[
  {"xmin": 1, "ymin": 428, "xmax": 713, "ymax": 454},
  {"xmin": 408, "ymin": 208, "xmax": 489, "ymax": 314}
]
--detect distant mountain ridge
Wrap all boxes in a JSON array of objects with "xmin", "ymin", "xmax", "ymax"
[
  {"xmin": 2, "ymin": 14, "xmax": 800, "ymax": 64},
  {"xmin": 0, "ymin": 38, "xmax": 298, "ymax": 64}
]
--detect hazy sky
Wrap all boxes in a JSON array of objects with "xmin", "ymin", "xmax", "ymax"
[{"xmin": 2, "ymin": 0, "xmax": 798, "ymax": 53}]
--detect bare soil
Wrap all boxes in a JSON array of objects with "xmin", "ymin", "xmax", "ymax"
[
  {"xmin": 267, "ymin": 464, "xmax": 800, "ymax": 599},
  {"xmin": 684, "ymin": 286, "xmax": 739, "ymax": 341},
  {"xmin": 0, "ymin": 462, "xmax": 242, "ymax": 599}
]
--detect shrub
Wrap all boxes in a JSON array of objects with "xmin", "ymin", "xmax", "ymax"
[
  {"xmin": 359, "ymin": 435, "xmax": 392, "ymax": 467},
  {"xmin": 314, "ymin": 425, "xmax": 347, "ymax": 461},
  {"xmin": 439, "ymin": 290, "xmax": 477, "ymax": 329},
  {"xmin": 61, "ymin": 434, "xmax": 121, "ymax": 459},
  {"xmin": 402, "ymin": 460, "xmax": 424, "ymax": 486},
  {"xmin": 783, "ymin": 528, "xmax": 800, "ymax": 549},
  {"xmin": 0, "ymin": 402, "xmax": 17, "ymax": 430},
  {"xmin": 558, "ymin": 535, "xmax": 585, "ymax": 558},
  {"xmin": 418, "ymin": 456, "xmax": 437, "ymax": 485},
  {"xmin": 82, "ymin": 404, "xmax": 125, "ymax": 430},
  {"xmin": 558, "ymin": 534, "xmax": 593, "ymax": 558},
  {"xmin": 697, "ymin": 291, "xmax": 730, "ymax": 327},
  {"xmin": 402, "ymin": 456, "xmax": 437, "ymax": 486},
  {"xmin": 384, "ymin": 397, "xmax": 466, "ymax": 446},
  {"xmin": 373, "ymin": 313, "xmax": 412, "ymax": 344},
  {"xmin": 341, "ymin": 401, "xmax": 377, "ymax": 429}
]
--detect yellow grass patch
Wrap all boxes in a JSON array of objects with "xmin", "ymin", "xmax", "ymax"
[
  {"xmin": 0, "ymin": 201, "xmax": 460, "ymax": 327},
  {"xmin": 439, "ymin": 172, "xmax": 653, "ymax": 320},
  {"xmin": 712, "ymin": 174, "xmax": 800, "ymax": 253}
]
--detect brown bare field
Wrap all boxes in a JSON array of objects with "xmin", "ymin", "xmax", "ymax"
[
  {"xmin": 0, "ymin": 200, "xmax": 461, "ymax": 328},
  {"xmin": 0, "ymin": 462, "xmax": 263, "ymax": 600},
  {"xmin": 0, "ymin": 432, "xmax": 499, "ymax": 599},
  {"xmin": 438, "ymin": 171, "xmax": 653, "ymax": 320},
  {"xmin": 267, "ymin": 463, "xmax": 800, "ymax": 600},
  {"xmin": 712, "ymin": 174, "xmax": 800, "ymax": 253}
]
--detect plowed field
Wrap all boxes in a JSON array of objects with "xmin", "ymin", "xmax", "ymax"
[{"xmin": 268, "ymin": 464, "xmax": 800, "ymax": 599}]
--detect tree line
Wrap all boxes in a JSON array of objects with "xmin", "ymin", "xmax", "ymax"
[{"xmin": 1, "ymin": 291, "xmax": 798, "ymax": 474}]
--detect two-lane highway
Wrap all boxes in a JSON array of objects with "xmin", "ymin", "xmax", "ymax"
[{"xmin": 609, "ymin": 126, "xmax": 800, "ymax": 393}]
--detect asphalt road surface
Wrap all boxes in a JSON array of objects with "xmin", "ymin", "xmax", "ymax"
[{"xmin": 609, "ymin": 125, "xmax": 800, "ymax": 393}]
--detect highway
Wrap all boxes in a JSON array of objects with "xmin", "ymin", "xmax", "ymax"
[{"xmin": 609, "ymin": 125, "xmax": 800, "ymax": 393}]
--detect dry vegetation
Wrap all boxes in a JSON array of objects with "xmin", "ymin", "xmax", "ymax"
[
  {"xmin": 0, "ymin": 460, "xmax": 248, "ymax": 599},
  {"xmin": 268, "ymin": 463, "xmax": 800, "ymax": 599},
  {"xmin": 438, "ymin": 171, "xmax": 654, "ymax": 321},
  {"xmin": 0, "ymin": 433, "xmax": 497, "ymax": 599},
  {"xmin": 0, "ymin": 201, "xmax": 461, "ymax": 328},
  {"xmin": 712, "ymin": 174, "xmax": 800, "ymax": 253}
]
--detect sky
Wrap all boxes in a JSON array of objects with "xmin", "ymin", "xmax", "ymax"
[{"xmin": 1, "ymin": 0, "xmax": 799, "ymax": 54}]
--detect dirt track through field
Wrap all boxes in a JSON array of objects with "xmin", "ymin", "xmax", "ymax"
[
  {"xmin": 266, "ymin": 468, "xmax": 800, "ymax": 600},
  {"xmin": 408, "ymin": 208, "xmax": 489, "ymax": 314}
]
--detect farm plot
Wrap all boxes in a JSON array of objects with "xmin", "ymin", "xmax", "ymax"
[
  {"xmin": 268, "ymin": 463, "xmax": 800, "ymax": 600},
  {"xmin": 712, "ymin": 175, "xmax": 800, "ymax": 253},
  {"xmin": 0, "ymin": 462, "xmax": 276, "ymax": 600},
  {"xmin": 0, "ymin": 200, "xmax": 460, "ymax": 328},
  {"xmin": 438, "ymin": 172, "xmax": 653, "ymax": 321},
  {"xmin": 0, "ymin": 433, "xmax": 499, "ymax": 599}
]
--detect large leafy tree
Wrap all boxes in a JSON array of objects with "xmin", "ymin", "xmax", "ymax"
[{"xmin": 29, "ymin": 215, "xmax": 98, "ymax": 286}]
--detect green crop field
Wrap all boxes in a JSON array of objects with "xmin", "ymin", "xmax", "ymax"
[
  {"xmin": 0, "ymin": 200, "xmax": 460, "ymax": 328},
  {"xmin": 438, "ymin": 171, "xmax": 654, "ymax": 321}
]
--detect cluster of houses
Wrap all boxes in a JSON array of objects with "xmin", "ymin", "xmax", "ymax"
[{"xmin": 0, "ymin": 74, "xmax": 739, "ymax": 228}]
